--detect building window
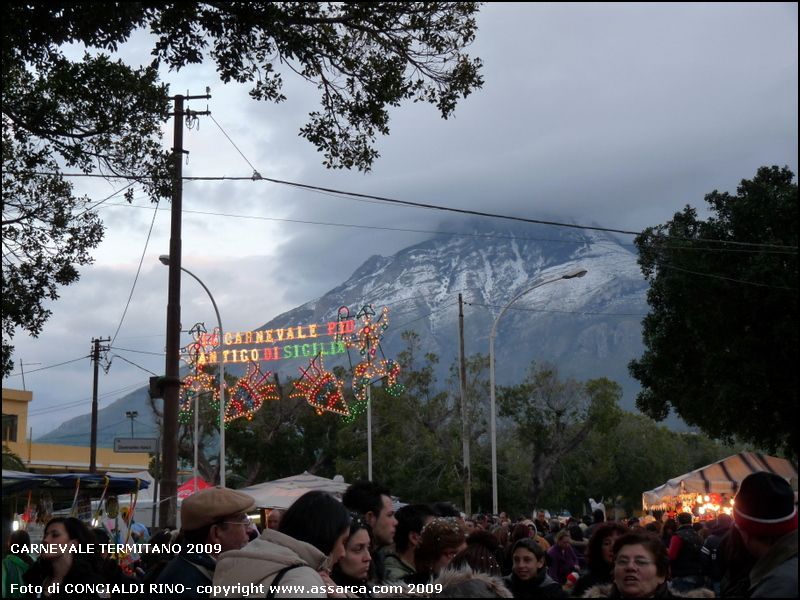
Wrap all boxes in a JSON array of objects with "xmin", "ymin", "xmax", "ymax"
[{"xmin": 2, "ymin": 414, "xmax": 18, "ymax": 442}]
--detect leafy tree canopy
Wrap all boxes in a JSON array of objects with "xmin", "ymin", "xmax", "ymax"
[
  {"xmin": 629, "ymin": 166, "xmax": 798, "ymax": 456},
  {"xmin": 1, "ymin": 2, "xmax": 483, "ymax": 377},
  {"xmin": 499, "ymin": 363, "xmax": 623, "ymax": 506}
]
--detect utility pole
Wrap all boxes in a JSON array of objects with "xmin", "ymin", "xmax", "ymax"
[
  {"xmin": 126, "ymin": 411, "xmax": 138, "ymax": 438},
  {"xmin": 89, "ymin": 337, "xmax": 110, "ymax": 473},
  {"xmin": 458, "ymin": 294, "xmax": 471, "ymax": 515},
  {"xmin": 161, "ymin": 91, "xmax": 210, "ymax": 528},
  {"xmin": 19, "ymin": 361, "xmax": 41, "ymax": 391}
]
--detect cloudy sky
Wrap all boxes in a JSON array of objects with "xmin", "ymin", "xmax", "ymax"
[{"xmin": 4, "ymin": 3, "xmax": 797, "ymax": 437}]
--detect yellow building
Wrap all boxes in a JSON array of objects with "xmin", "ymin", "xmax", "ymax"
[{"xmin": 2, "ymin": 387, "xmax": 149, "ymax": 473}]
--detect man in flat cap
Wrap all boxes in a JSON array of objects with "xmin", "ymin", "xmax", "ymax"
[
  {"xmin": 734, "ymin": 471, "xmax": 798, "ymax": 598},
  {"xmin": 156, "ymin": 486, "xmax": 255, "ymax": 597}
]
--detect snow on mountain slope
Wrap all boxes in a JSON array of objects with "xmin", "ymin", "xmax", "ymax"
[{"xmin": 40, "ymin": 220, "xmax": 654, "ymax": 446}]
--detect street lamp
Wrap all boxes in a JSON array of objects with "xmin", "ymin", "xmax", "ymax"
[
  {"xmin": 488, "ymin": 268, "xmax": 587, "ymax": 515},
  {"xmin": 125, "ymin": 411, "xmax": 138, "ymax": 437},
  {"xmin": 159, "ymin": 255, "xmax": 226, "ymax": 488}
]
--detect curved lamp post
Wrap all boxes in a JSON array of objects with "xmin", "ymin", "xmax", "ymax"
[
  {"xmin": 159, "ymin": 255, "xmax": 226, "ymax": 488},
  {"xmin": 488, "ymin": 268, "xmax": 587, "ymax": 515}
]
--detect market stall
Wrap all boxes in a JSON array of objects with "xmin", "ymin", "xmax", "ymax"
[
  {"xmin": 642, "ymin": 452, "xmax": 798, "ymax": 516},
  {"xmin": 2, "ymin": 469, "xmax": 151, "ymax": 538}
]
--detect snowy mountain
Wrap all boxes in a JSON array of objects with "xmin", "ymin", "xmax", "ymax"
[{"xmin": 38, "ymin": 220, "xmax": 651, "ymax": 446}]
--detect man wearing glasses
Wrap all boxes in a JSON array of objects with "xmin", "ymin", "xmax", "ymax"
[{"xmin": 156, "ymin": 486, "xmax": 256, "ymax": 597}]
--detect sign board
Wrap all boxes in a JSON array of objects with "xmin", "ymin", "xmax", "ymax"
[{"xmin": 114, "ymin": 438, "xmax": 158, "ymax": 453}]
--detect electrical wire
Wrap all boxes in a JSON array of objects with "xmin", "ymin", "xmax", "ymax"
[
  {"xmin": 109, "ymin": 201, "xmax": 160, "ymax": 346},
  {"xmin": 75, "ymin": 181, "xmax": 138, "ymax": 217},
  {"xmin": 657, "ymin": 263, "xmax": 797, "ymax": 291},
  {"xmin": 468, "ymin": 302, "xmax": 647, "ymax": 317},
  {"xmin": 5, "ymin": 355, "xmax": 90, "ymax": 378},
  {"xmin": 209, "ymin": 114, "xmax": 261, "ymax": 177},
  {"xmin": 109, "ymin": 346, "xmax": 166, "ymax": 357},
  {"xmin": 104, "ymin": 354, "xmax": 159, "ymax": 376},
  {"xmin": 99, "ymin": 200, "xmax": 798, "ymax": 256},
  {"xmin": 23, "ymin": 170, "xmax": 797, "ymax": 250}
]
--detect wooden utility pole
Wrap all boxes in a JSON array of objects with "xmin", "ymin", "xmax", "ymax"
[
  {"xmin": 458, "ymin": 293, "xmax": 471, "ymax": 515},
  {"xmin": 89, "ymin": 337, "xmax": 110, "ymax": 473},
  {"xmin": 160, "ymin": 92, "xmax": 210, "ymax": 528}
]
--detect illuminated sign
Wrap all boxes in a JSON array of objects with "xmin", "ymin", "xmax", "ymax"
[{"xmin": 193, "ymin": 319, "xmax": 355, "ymax": 365}]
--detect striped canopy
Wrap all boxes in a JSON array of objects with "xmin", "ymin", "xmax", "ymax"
[{"xmin": 642, "ymin": 452, "xmax": 798, "ymax": 510}]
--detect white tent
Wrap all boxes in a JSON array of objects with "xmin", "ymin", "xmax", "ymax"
[
  {"xmin": 642, "ymin": 452, "xmax": 798, "ymax": 510},
  {"xmin": 238, "ymin": 472, "xmax": 349, "ymax": 509}
]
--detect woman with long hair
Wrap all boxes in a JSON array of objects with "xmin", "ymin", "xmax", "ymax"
[
  {"xmin": 406, "ymin": 517, "xmax": 466, "ymax": 584},
  {"xmin": 213, "ymin": 491, "xmax": 351, "ymax": 596},
  {"xmin": 331, "ymin": 513, "xmax": 373, "ymax": 597},
  {"xmin": 23, "ymin": 517, "xmax": 106, "ymax": 598},
  {"xmin": 570, "ymin": 522, "xmax": 627, "ymax": 597}
]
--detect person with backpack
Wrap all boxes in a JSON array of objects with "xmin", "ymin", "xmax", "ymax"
[
  {"xmin": 699, "ymin": 514, "xmax": 732, "ymax": 595},
  {"xmin": 667, "ymin": 512, "xmax": 704, "ymax": 592}
]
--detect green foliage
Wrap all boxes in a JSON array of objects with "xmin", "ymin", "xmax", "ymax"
[
  {"xmin": 152, "ymin": 339, "xmax": 741, "ymax": 514},
  {"xmin": 534, "ymin": 413, "xmax": 735, "ymax": 515},
  {"xmin": 629, "ymin": 166, "xmax": 798, "ymax": 456},
  {"xmin": 2, "ymin": 44, "xmax": 170, "ymax": 377},
  {"xmin": 2, "ymin": 446, "xmax": 27, "ymax": 471},
  {"xmin": 498, "ymin": 363, "xmax": 623, "ymax": 508},
  {"xmin": 1, "ymin": 2, "xmax": 483, "ymax": 377}
]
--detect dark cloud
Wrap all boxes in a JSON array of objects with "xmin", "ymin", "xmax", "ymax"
[{"xmin": 5, "ymin": 4, "xmax": 797, "ymax": 435}]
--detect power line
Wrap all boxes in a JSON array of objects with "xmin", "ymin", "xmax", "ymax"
[
  {"xmin": 5, "ymin": 355, "xmax": 90, "ymax": 378},
  {"xmin": 657, "ymin": 263, "xmax": 798, "ymax": 291},
  {"xmin": 468, "ymin": 302, "xmax": 647, "ymax": 317},
  {"xmin": 109, "ymin": 346, "xmax": 166, "ymax": 357},
  {"xmin": 24, "ymin": 169, "xmax": 797, "ymax": 250},
  {"xmin": 109, "ymin": 200, "xmax": 160, "ymax": 346},
  {"xmin": 27, "ymin": 382, "xmax": 144, "ymax": 416},
  {"xmin": 104, "ymin": 354, "xmax": 159, "ymax": 376},
  {"xmin": 75, "ymin": 181, "xmax": 138, "ymax": 217},
  {"xmin": 209, "ymin": 115, "xmax": 261, "ymax": 178},
  {"xmin": 100, "ymin": 200, "xmax": 797, "ymax": 256}
]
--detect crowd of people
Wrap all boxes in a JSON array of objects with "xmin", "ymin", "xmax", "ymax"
[{"xmin": 2, "ymin": 471, "xmax": 796, "ymax": 598}]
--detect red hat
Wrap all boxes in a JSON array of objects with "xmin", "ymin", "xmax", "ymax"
[{"xmin": 734, "ymin": 472, "xmax": 797, "ymax": 538}]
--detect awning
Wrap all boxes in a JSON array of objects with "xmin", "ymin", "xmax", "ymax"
[
  {"xmin": 238, "ymin": 471, "xmax": 349, "ymax": 509},
  {"xmin": 2, "ymin": 469, "xmax": 151, "ymax": 495},
  {"xmin": 177, "ymin": 476, "xmax": 212, "ymax": 499},
  {"xmin": 642, "ymin": 452, "xmax": 798, "ymax": 510}
]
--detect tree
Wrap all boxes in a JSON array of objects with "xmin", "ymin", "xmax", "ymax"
[
  {"xmin": 1, "ymin": 2, "xmax": 484, "ymax": 376},
  {"xmin": 629, "ymin": 166, "xmax": 798, "ymax": 455},
  {"xmin": 2, "ymin": 446, "xmax": 27, "ymax": 471},
  {"xmin": 498, "ymin": 363, "xmax": 622, "ymax": 507},
  {"xmin": 535, "ymin": 413, "xmax": 734, "ymax": 515}
]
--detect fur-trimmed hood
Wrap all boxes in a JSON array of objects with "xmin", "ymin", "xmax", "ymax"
[
  {"xmin": 373, "ymin": 567, "xmax": 513, "ymax": 598},
  {"xmin": 581, "ymin": 582, "xmax": 715, "ymax": 598}
]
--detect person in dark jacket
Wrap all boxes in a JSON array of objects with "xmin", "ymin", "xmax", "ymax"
[
  {"xmin": 733, "ymin": 472, "xmax": 798, "ymax": 598},
  {"xmin": 331, "ymin": 513, "xmax": 374, "ymax": 598},
  {"xmin": 667, "ymin": 513, "xmax": 704, "ymax": 592},
  {"xmin": 3, "ymin": 530, "xmax": 35, "ymax": 598},
  {"xmin": 583, "ymin": 531, "xmax": 713, "ymax": 598},
  {"xmin": 548, "ymin": 529, "xmax": 579, "ymax": 585},
  {"xmin": 699, "ymin": 514, "xmax": 732, "ymax": 595},
  {"xmin": 504, "ymin": 538, "xmax": 564, "ymax": 599},
  {"xmin": 571, "ymin": 522, "xmax": 627, "ymax": 597},
  {"xmin": 23, "ymin": 517, "xmax": 107, "ymax": 599},
  {"xmin": 156, "ymin": 486, "xmax": 255, "ymax": 597}
]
